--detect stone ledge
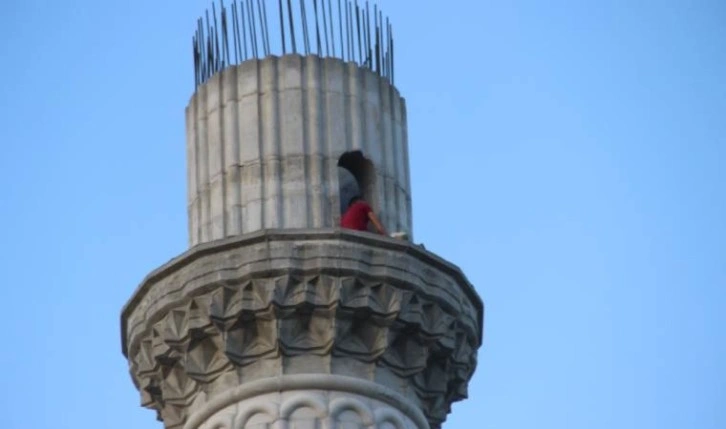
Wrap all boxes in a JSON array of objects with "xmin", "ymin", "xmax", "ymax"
[
  {"xmin": 121, "ymin": 228, "xmax": 483, "ymax": 355},
  {"xmin": 120, "ymin": 228, "xmax": 483, "ymax": 428}
]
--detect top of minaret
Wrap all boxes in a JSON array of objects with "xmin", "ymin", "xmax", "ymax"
[
  {"xmin": 185, "ymin": 0, "xmax": 411, "ymax": 246},
  {"xmin": 193, "ymin": 0, "xmax": 396, "ymax": 90},
  {"xmin": 121, "ymin": 3, "xmax": 484, "ymax": 428}
]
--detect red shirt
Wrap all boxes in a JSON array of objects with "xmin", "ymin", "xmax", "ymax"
[{"xmin": 340, "ymin": 201, "xmax": 372, "ymax": 231}]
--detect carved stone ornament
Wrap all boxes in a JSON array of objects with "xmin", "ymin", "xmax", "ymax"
[{"xmin": 121, "ymin": 229, "xmax": 483, "ymax": 429}]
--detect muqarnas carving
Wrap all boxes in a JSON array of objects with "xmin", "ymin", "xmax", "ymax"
[{"xmin": 123, "ymin": 232, "xmax": 483, "ymax": 429}]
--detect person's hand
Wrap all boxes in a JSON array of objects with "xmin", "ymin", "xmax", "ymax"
[{"xmin": 368, "ymin": 212, "xmax": 386, "ymax": 236}]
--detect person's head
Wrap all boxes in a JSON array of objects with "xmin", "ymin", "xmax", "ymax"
[{"xmin": 348, "ymin": 195, "xmax": 362, "ymax": 208}]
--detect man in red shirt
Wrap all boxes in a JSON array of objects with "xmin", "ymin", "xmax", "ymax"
[{"xmin": 340, "ymin": 196, "xmax": 387, "ymax": 235}]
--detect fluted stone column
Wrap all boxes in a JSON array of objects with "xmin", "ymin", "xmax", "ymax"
[
  {"xmin": 122, "ymin": 54, "xmax": 483, "ymax": 429},
  {"xmin": 186, "ymin": 55, "xmax": 411, "ymax": 247}
]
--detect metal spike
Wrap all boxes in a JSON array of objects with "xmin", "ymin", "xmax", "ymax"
[
  {"xmin": 346, "ymin": 2, "xmax": 353, "ymax": 61},
  {"xmin": 233, "ymin": 2, "xmax": 241, "ymax": 63},
  {"xmin": 300, "ymin": 0, "xmax": 310, "ymax": 55},
  {"xmin": 390, "ymin": 27, "xmax": 395, "ymax": 84},
  {"xmin": 337, "ymin": 0, "xmax": 344, "ymax": 60},
  {"xmin": 222, "ymin": 2, "xmax": 231, "ymax": 67},
  {"xmin": 212, "ymin": 2, "xmax": 220, "ymax": 69},
  {"xmin": 286, "ymin": 0, "xmax": 297, "ymax": 54},
  {"xmin": 257, "ymin": 0, "xmax": 270, "ymax": 56},
  {"xmin": 254, "ymin": 3, "xmax": 258, "ymax": 59},
  {"xmin": 265, "ymin": 0, "xmax": 273, "ymax": 55},
  {"xmin": 363, "ymin": 2, "xmax": 370, "ymax": 67},
  {"xmin": 360, "ymin": 6, "xmax": 368, "ymax": 67},
  {"xmin": 231, "ymin": 2, "xmax": 238, "ymax": 63},
  {"xmin": 355, "ymin": 1, "xmax": 362, "ymax": 64},
  {"xmin": 193, "ymin": 36, "xmax": 198, "ymax": 87},
  {"xmin": 198, "ymin": 19, "xmax": 205, "ymax": 82},
  {"xmin": 390, "ymin": 19, "xmax": 393, "ymax": 80},
  {"xmin": 313, "ymin": 0, "xmax": 322, "ymax": 55},
  {"xmin": 194, "ymin": 31, "xmax": 199, "ymax": 86},
  {"xmin": 192, "ymin": 0, "xmax": 398, "ymax": 88},
  {"xmin": 382, "ymin": 16, "xmax": 387, "ymax": 79},
  {"xmin": 374, "ymin": 4, "xmax": 379, "ymax": 73},
  {"xmin": 247, "ymin": 0, "xmax": 258, "ymax": 58},
  {"xmin": 256, "ymin": 0, "xmax": 264, "ymax": 56},
  {"xmin": 383, "ymin": 18, "xmax": 388, "ymax": 79},
  {"xmin": 279, "ymin": 0, "xmax": 286, "ymax": 54},
  {"xmin": 321, "ymin": 0, "xmax": 330, "ymax": 57},
  {"xmin": 387, "ymin": 18, "xmax": 392, "ymax": 81},
  {"xmin": 327, "ymin": 0, "xmax": 335, "ymax": 57},
  {"xmin": 239, "ymin": 0, "xmax": 250, "ymax": 61},
  {"xmin": 205, "ymin": 10, "xmax": 212, "ymax": 75},
  {"xmin": 207, "ymin": 36, "xmax": 214, "ymax": 78},
  {"xmin": 215, "ymin": 20, "xmax": 221, "ymax": 70},
  {"xmin": 366, "ymin": 9, "xmax": 370, "ymax": 69}
]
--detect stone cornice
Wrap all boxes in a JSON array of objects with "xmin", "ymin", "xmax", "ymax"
[
  {"xmin": 121, "ymin": 228, "xmax": 483, "ymax": 356},
  {"xmin": 120, "ymin": 228, "xmax": 484, "ymax": 428}
]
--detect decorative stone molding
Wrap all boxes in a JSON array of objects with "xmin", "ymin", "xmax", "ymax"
[
  {"xmin": 121, "ymin": 229, "xmax": 483, "ymax": 429},
  {"xmin": 184, "ymin": 375, "xmax": 425, "ymax": 429}
]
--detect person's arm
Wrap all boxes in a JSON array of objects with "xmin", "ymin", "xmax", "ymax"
[{"xmin": 367, "ymin": 211, "xmax": 387, "ymax": 235}]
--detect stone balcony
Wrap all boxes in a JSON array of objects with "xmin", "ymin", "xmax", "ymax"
[{"xmin": 121, "ymin": 229, "xmax": 483, "ymax": 428}]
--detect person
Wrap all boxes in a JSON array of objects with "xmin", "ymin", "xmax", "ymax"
[{"xmin": 340, "ymin": 196, "xmax": 387, "ymax": 235}]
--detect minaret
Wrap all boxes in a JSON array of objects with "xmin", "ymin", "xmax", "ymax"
[{"xmin": 121, "ymin": 2, "xmax": 483, "ymax": 428}]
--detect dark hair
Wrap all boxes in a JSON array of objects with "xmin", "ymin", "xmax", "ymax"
[{"xmin": 348, "ymin": 195, "xmax": 362, "ymax": 208}]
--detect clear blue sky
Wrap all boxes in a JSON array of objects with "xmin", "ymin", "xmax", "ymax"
[{"xmin": 1, "ymin": 1, "xmax": 724, "ymax": 428}]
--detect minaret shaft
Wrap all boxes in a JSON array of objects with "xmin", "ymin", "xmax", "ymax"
[
  {"xmin": 122, "ymin": 4, "xmax": 483, "ymax": 429},
  {"xmin": 187, "ymin": 55, "xmax": 411, "ymax": 246}
]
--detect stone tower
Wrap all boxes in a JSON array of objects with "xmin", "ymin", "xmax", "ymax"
[{"xmin": 121, "ymin": 2, "xmax": 483, "ymax": 428}]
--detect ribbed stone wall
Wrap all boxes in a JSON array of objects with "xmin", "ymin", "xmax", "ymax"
[
  {"xmin": 186, "ymin": 55, "xmax": 411, "ymax": 247},
  {"xmin": 121, "ymin": 230, "xmax": 483, "ymax": 429}
]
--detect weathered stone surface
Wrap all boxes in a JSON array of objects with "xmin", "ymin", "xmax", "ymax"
[
  {"xmin": 122, "ymin": 229, "xmax": 483, "ymax": 429},
  {"xmin": 188, "ymin": 376, "xmax": 427, "ymax": 429},
  {"xmin": 186, "ymin": 55, "xmax": 412, "ymax": 246}
]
